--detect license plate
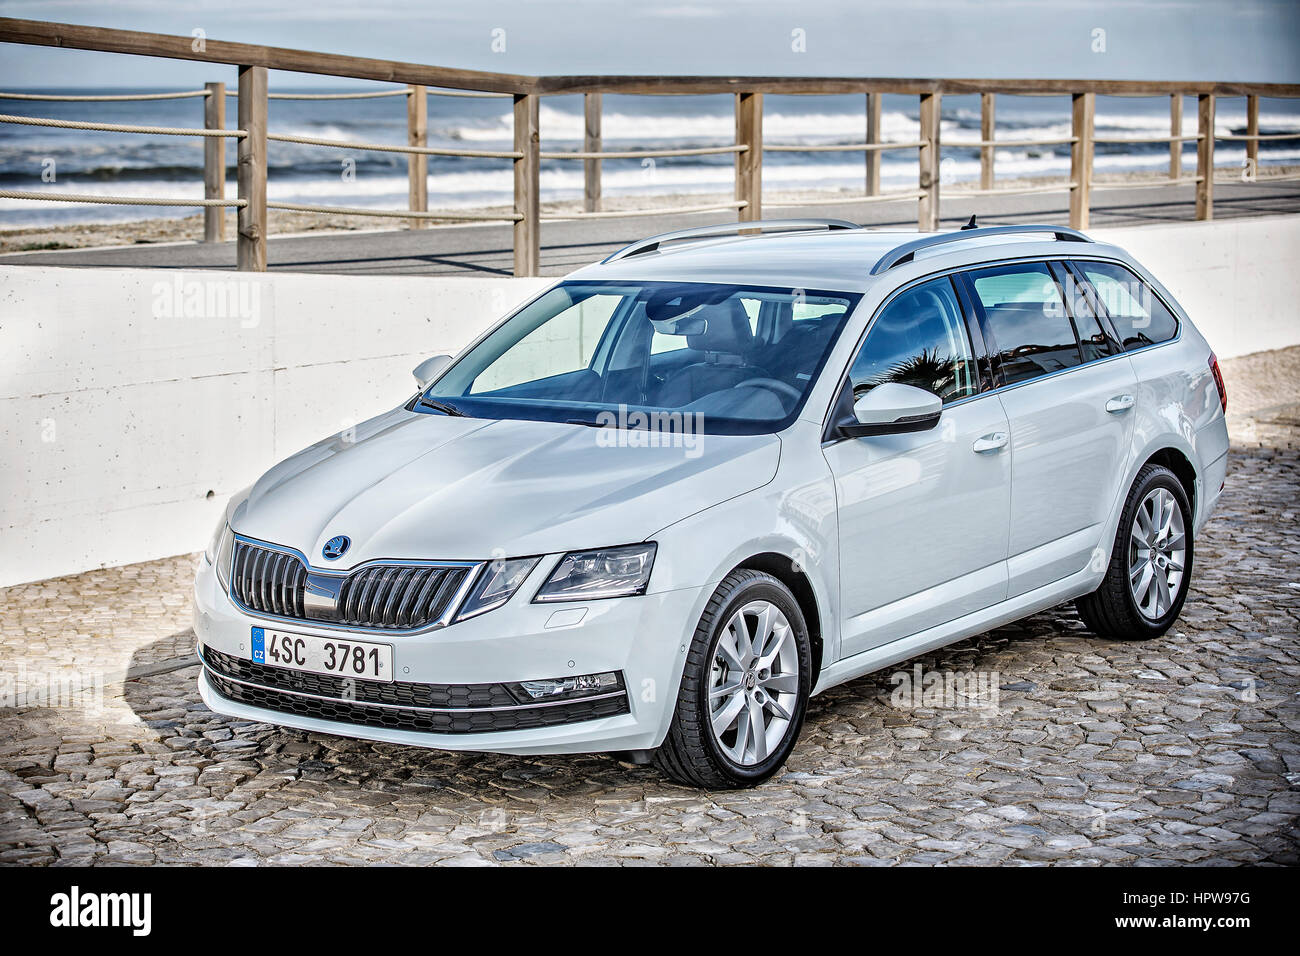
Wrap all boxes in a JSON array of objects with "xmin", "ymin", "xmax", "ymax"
[{"xmin": 250, "ymin": 626, "xmax": 393, "ymax": 683}]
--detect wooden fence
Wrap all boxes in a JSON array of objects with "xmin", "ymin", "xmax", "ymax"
[{"xmin": 2, "ymin": 17, "xmax": 1299, "ymax": 275}]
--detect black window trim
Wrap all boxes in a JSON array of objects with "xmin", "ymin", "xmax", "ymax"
[
  {"xmin": 1058, "ymin": 259, "xmax": 1125, "ymax": 354},
  {"xmin": 963, "ymin": 259, "xmax": 1088, "ymax": 386},
  {"xmin": 820, "ymin": 273, "xmax": 984, "ymax": 444},
  {"xmin": 1047, "ymin": 259, "xmax": 1124, "ymax": 361}
]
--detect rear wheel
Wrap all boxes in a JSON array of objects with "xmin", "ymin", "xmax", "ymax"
[
  {"xmin": 1077, "ymin": 464, "xmax": 1194, "ymax": 640},
  {"xmin": 654, "ymin": 569, "xmax": 811, "ymax": 788}
]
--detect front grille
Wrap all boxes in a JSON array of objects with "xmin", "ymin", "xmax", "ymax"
[
  {"xmin": 335, "ymin": 564, "xmax": 469, "ymax": 629},
  {"xmin": 231, "ymin": 540, "xmax": 473, "ymax": 631},
  {"xmin": 201, "ymin": 645, "xmax": 629, "ymax": 736},
  {"xmin": 233, "ymin": 542, "xmax": 307, "ymax": 618}
]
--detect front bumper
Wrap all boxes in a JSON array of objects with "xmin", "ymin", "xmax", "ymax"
[{"xmin": 193, "ymin": 555, "xmax": 702, "ymax": 755}]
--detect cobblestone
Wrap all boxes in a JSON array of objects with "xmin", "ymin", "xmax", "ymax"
[{"xmin": 1, "ymin": 351, "xmax": 1298, "ymax": 866}]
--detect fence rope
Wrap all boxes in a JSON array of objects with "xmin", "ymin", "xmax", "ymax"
[
  {"xmin": 224, "ymin": 88, "xmax": 510, "ymax": 99},
  {"xmin": 0, "ymin": 113, "xmax": 245, "ymax": 137},
  {"xmin": 0, "ymin": 90, "xmax": 210, "ymax": 101},
  {"xmin": 541, "ymin": 200, "xmax": 747, "ymax": 221},
  {"xmin": 265, "ymin": 131, "xmax": 521, "ymax": 159},
  {"xmin": 540, "ymin": 145, "xmax": 747, "ymax": 160},
  {"xmin": 266, "ymin": 200, "xmax": 522, "ymax": 221},
  {"xmin": 1217, "ymin": 131, "xmax": 1300, "ymax": 141},
  {"xmin": 766, "ymin": 190, "xmax": 926, "ymax": 207},
  {"xmin": 765, "ymin": 140, "xmax": 925, "ymax": 153},
  {"xmin": 0, "ymin": 189, "xmax": 245, "ymax": 207}
]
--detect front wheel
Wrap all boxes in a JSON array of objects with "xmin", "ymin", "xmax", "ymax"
[
  {"xmin": 1077, "ymin": 463, "xmax": 1194, "ymax": 640},
  {"xmin": 654, "ymin": 569, "xmax": 811, "ymax": 789}
]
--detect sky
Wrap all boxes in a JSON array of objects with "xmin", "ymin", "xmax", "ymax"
[{"xmin": 1, "ymin": 0, "xmax": 1298, "ymax": 88}]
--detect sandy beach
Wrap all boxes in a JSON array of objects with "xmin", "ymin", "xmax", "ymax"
[{"xmin": 5, "ymin": 167, "xmax": 1294, "ymax": 255}]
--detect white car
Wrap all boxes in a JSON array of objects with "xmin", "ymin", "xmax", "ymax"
[{"xmin": 194, "ymin": 220, "xmax": 1230, "ymax": 788}]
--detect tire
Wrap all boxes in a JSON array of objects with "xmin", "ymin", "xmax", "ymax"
[
  {"xmin": 1076, "ymin": 464, "xmax": 1194, "ymax": 640},
  {"xmin": 654, "ymin": 569, "xmax": 811, "ymax": 789}
]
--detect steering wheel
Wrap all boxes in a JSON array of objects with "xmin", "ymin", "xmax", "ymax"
[{"xmin": 734, "ymin": 378, "xmax": 802, "ymax": 402}]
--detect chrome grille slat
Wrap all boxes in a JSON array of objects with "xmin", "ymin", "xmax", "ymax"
[
  {"xmin": 231, "ymin": 540, "xmax": 474, "ymax": 632},
  {"xmin": 381, "ymin": 568, "xmax": 414, "ymax": 627},
  {"xmin": 396, "ymin": 569, "xmax": 434, "ymax": 628},
  {"xmin": 429, "ymin": 568, "xmax": 468, "ymax": 619}
]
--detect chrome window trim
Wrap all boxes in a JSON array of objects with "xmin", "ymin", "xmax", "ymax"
[
  {"xmin": 226, "ymin": 533, "xmax": 484, "ymax": 635},
  {"xmin": 199, "ymin": 649, "xmax": 626, "ymax": 715}
]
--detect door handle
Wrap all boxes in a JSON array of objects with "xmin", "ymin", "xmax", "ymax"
[
  {"xmin": 972, "ymin": 432, "xmax": 1009, "ymax": 454},
  {"xmin": 1105, "ymin": 394, "xmax": 1135, "ymax": 414}
]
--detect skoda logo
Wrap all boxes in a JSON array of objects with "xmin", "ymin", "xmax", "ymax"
[{"xmin": 322, "ymin": 535, "xmax": 351, "ymax": 561}]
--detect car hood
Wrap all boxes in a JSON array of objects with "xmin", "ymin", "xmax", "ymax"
[{"xmin": 230, "ymin": 407, "xmax": 781, "ymax": 567}]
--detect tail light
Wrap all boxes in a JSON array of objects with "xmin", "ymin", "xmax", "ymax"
[{"xmin": 1208, "ymin": 352, "xmax": 1227, "ymax": 413}]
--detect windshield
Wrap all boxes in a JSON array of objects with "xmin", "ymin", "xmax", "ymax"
[{"xmin": 416, "ymin": 280, "xmax": 860, "ymax": 435}]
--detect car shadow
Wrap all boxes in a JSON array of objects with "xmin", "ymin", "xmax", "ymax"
[{"xmin": 122, "ymin": 603, "xmax": 1093, "ymax": 803}]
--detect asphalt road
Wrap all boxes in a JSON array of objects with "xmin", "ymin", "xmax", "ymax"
[{"xmin": 2, "ymin": 179, "xmax": 1297, "ymax": 277}]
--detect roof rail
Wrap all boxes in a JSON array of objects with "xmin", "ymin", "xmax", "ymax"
[
  {"xmin": 602, "ymin": 218, "xmax": 860, "ymax": 263},
  {"xmin": 869, "ymin": 224, "xmax": 1092, "ymax": 275}
]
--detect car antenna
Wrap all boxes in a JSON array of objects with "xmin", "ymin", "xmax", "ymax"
[{"xmin": 960, "ymin": 214, "xmax": 978, "ymax": 231}]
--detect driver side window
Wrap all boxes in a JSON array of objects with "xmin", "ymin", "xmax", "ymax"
[{"xmin": 848, "ymin": 277, "xmax": 978, "ymax": 404}]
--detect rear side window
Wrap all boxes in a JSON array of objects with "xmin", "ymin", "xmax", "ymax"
[
  {"xmin": 968, "ymin": 263, "xmax": 1080, "ymax": 385},
  {"xmin": 849, "ymin": 277, "xmax": 978, "ymax": 404},
  {"xmin": 1055, "ymin": 264, "xmax": 1118, "ymax": 362},
  {"xmin": 1077, "ymin": 261, "xmax": 1179, "ymax": 350}
]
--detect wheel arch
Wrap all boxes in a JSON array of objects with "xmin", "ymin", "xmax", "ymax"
[
  {"xmin": 1142, "ymin": 446, "xmax": 1198, "ymax": 518},
  {"xmin": 729, "ymin": 552, "xmax": 824, "ymax": 683}
]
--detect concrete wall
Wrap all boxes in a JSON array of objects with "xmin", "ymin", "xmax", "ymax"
[
  {"xmin": 1091, "ymin": 215, "xmax": 1300, "ymax": 359},
  {"xmin": 0, "ymin": 269, "xmax": 549, "ymax": 586},
  {"xmin": 2, "ymin": 214, "xmax": 1297, "ymax": 586}
]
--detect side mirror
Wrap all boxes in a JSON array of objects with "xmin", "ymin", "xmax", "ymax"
[
  {"xmin": 412, "ymin": 354, "xmax": 452, "ymax": 389},
  {"xmin": 840, "ymin": 382, "xmax": 942, "ymax": 438}
]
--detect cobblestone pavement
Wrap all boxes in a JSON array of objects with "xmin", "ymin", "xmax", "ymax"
[{"xmin": 1, "ymin": 352, "xmax": 1298, "ymax": 866}]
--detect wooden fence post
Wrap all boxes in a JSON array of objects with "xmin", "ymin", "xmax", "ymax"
[
  {"xmin": 1246, "ymin": 92, "xmax": 1259, "ymax": 173},
  {"xmin": 1169, "ymin": 94, "xmax": 1183, "ymax": 180},
  {"xmin": 407, "ymin": 85, "xmax": 428, "ymax": 229},
  {"xmin": 1069, "ymin": 92, "xmax": 1094, "ymax": 230},
  {"xmin": 236, "ymin": 65, "xmax": 267, "ymax": 272},
  {"xmin": 980, "ymin": 92, "xmax": 995, "ymax": 191},
  {"xmin": 734, "ymin": 92, "xmax": 762, "ymax": 222},
  {"xmin": 1196, "ymin": 93, "xmax": 1215, "ymax": 220},
  {"xmin": 584, "ymin": 92, "xmax": 602, "ymax": 213},
  {"xmin": 513, "ymin": 93, "xmax": 540, "ymax": 276},
  {"xmin": 865, "ymin": 91, "xmax": 881, "ymax": 196},
  {"xmin": 917, "ymin": 92, "xmax": 940, "ymax": 231},
  {"xmin": 203, "ymin": 81, "xmax": 225, "ymax": 243}
]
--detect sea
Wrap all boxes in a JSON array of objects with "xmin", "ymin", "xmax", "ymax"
[{"xmin": 2, "ymin": 88, "xmax": 1298, "ymax": 228}]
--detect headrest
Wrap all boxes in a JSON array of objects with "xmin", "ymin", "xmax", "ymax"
[{"xmin": 686, "ymin": 298, "xmax": 754, "ymax": 354}]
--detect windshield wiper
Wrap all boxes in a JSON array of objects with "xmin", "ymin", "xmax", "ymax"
[{"xmin": 417, "ymin": 396, "xmax": 466, "ymax": 417}]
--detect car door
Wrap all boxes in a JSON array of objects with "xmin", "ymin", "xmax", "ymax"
[
  {"xmin": 962, "ymin": 260, "xmax": 1138, "ymax": 598},
  {"xmin": 824, "ymin": 275, "xmax": 1012, "ymax": 659}
]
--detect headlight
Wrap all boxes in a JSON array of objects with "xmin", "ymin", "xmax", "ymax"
[
  {"xmin": 205, "ymin": 522, "xmax": 235, "ymax": 589},
  {"xmin": 454, "ymin": 556, "xmax": 541, "ymax": 621},
  {"xmin": 534, "ymin": 543, "xmax": 656, "ymax": 603}
]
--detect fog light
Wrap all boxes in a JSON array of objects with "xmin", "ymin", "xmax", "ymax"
[{"xmin": 512, "ymin": 671, "xmax": 622, "ymax": 702}]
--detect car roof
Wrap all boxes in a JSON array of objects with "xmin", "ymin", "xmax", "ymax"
[{"xmin": 567, "ymin": 223, "xmax": 1133, "ymax": 294}]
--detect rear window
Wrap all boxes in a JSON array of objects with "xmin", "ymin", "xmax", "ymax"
[
  {"xmin": 1076, "ymin": 260, "xmax": 1179, "ymax": 350},
  {"xmin": 968, "ymin": 263, "xmax": 1081, "ymax": 385}
]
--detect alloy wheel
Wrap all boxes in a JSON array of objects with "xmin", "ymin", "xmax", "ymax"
[
  {"xmin": 708, "ymin": 600, "xmax": 800, "ymax": 766},
  {"xmin": 1128, "ymin": 486, "xmax": 1187, "ymax": 620}
]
